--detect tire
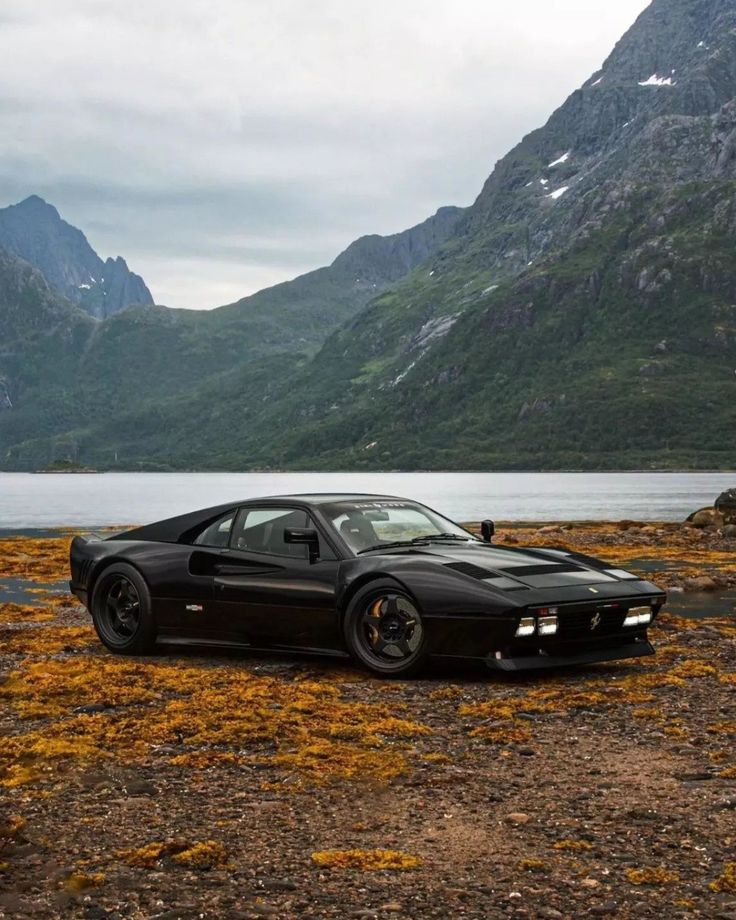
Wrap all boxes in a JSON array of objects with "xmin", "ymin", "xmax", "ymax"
[
  {"xmin": 342, "ymin": 580, "xmax": 428, "ymax": 677},
  {"xmin": 90, "ymin": 563, "xmax": 157, "ymax": 655}
]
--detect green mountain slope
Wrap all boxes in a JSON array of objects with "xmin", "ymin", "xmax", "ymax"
[
  {"xmin": 0, "ymin": 207, "xmax": 463, "ymax": 469},
  {"xmin": 183, "ymin": 0, "xmax": 736, "ymax": 471}
]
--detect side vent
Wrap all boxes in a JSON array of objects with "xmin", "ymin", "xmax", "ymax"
[{"xmin": 79, "ymin": 558, "xmax": 93, "ymax": 585}]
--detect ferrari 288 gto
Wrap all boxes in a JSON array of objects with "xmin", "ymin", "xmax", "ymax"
[{"xmin": 69, "ymin": 494, "xmax": 665, "ymax": 676}]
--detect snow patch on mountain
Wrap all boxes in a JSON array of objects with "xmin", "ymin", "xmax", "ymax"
[{"xmin": 638, "ymin": 73, "xmax": 676, "ymax": 87}]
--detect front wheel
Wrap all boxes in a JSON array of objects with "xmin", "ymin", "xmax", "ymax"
[
  {"xmin": 343, "ymin": 580, "xmax": 428, "ymax": 677},
  {"xmin": 91, "ymin": 563, "xmax": 157, "ymax": 655}
]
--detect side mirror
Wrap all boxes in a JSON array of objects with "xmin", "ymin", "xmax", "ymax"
[
  {"xmin": 284, "ymin": 527, "xmax": 320, "ymax": 562},
  {"xmin": 480, "ymin": 520, "xmax": 495, "ymax": 543}
]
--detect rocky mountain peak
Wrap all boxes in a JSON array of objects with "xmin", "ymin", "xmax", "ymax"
[
  {"xmin": 0, "ymin": 196, "xmax": 154, "ymax": 319},
  {"xmin": 446, "ymin": 0, "xmax": 736, "ymax": 283},
  {"xmin": 331, "ymin": 207, "xmax": 464, "ymax": 282},
  {"xmin": 14, "ymin": 194, "xmax": 61, "ymax": 218}
]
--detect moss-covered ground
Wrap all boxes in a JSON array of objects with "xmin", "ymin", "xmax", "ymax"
[{"xmin": 0, "ymin": 530, "xmax": 733, "ymax": 918}]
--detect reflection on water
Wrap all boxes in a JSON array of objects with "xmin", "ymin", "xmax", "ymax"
[
  {"xmin": 626, "ymin": 556, "xmax": 736, "ymax": 618},
  {"xmin": 627, "ymin": 558, "xmax": 684, "ymax": 574},
  {"xmin": 0, "ymin": 577, "xmax": 68, "ymax": 605},
  {"xmin": 663, "ymin": 589, "xmax": 736, "ymax": 620}
]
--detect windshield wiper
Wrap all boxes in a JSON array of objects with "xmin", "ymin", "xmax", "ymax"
[
  {"xmin": 357, "ymin": 540, "xmax": 418, "ymax": 555},
  {"xmin": 357, "ymin": 534, "xmax": 473, "ymax": 554},
  {"xmin": 415, "ymin": 533, "xmax": 473, "ymax": 543}
]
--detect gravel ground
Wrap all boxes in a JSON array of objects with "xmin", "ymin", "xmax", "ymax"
[{"xmin": 0, "ymin": 530, "xmax": 735, "ymax": 920}]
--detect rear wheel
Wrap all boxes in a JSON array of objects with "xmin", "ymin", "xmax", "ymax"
[
  {"xmin": 91, "ymin": 563, "xmax": 157, "ymax": 655},
  {"xmin": 343, "ymin": 580, "xmax": 428, "ymax": 677}
]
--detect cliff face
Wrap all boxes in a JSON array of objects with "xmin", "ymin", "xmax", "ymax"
[{"xmin": 0, "ymin": 196, "xmax": 153, "ymax": 318}]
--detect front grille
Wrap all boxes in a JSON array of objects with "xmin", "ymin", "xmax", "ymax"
[{"xmin": 558, "ymin": 607, "xmax": 626, "ymax": 637}]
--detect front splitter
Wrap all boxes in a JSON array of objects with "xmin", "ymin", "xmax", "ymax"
[{"xmin": 486, "ymin": 640, "xmax": 655, "ymax": 672}]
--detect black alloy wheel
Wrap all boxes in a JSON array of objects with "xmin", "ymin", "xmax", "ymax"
[
  {"xmin": 343, "ymin": 580, "xmax": 428, "ymax": 677},
  {"xmin": 91, "ymin": 563, "xmax": 157, "ymax": 654}
]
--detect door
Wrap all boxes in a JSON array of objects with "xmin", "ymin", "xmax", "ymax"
[
  {"xmin": 211, "ymin": 506, "xmax": 341, "ymax": 651},
  {"xmin": 158, "ymin": 509, "xmax": 237, "ymax": 639}
]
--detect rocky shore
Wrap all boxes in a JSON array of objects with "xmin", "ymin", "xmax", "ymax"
[{"xmin": 0, "ymin": 526, "xmax": 734, "ymax": 920}]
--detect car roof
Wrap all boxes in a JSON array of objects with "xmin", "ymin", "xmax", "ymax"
[
  {"xmin": 235, "ymin": 493, "xmax": 412, "ymax": 506},
  {"xmin": 112, "ymin": 494, "xmax": 418, "ymax": 544}
]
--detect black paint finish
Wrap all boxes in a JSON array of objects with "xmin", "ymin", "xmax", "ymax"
[{"xmin": 69, "ymin": 493, "xmax": 666, "ymax": 672}]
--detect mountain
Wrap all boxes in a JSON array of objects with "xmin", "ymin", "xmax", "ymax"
[
  {"xmin": 188, "ymin": 0, "xmax": 735, "ymax": 472},
  {"xmin": 206, "ymin": 204, "xmax": 464, "ymax": 354},
  {"xmin": 0, "ymin": 207, "xmax": 464, "ymax": 469},
  {"xmin": 3, "ymin": 0, "xmax": 736, "ymax": 472},
  {"xmin": 0, "ymin": 196, "xmax": 153, "ymax": 318}
]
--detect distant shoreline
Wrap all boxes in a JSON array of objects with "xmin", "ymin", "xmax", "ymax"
[{"xmin": 3, "ymin": 468, "xmax": 736, "ymax": 476}]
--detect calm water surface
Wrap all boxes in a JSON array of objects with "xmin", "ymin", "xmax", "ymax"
[{"xmin": 0, "ymin": 471, "xmax": 734, "ymax": 529}]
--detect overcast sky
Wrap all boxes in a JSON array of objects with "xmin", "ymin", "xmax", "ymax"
[{"xmin": 0, "ymin": 0, "xmax": 650, "ymax": 309}]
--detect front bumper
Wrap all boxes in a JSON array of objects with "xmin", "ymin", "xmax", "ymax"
[{"xmin": 485, "ymin": 638, "xmax": 654, "ymax": 671}]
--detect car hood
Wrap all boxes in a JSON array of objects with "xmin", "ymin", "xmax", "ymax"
[{"xmin": 373, "ymin": 542, "xmax": 641, "ymax": 590}]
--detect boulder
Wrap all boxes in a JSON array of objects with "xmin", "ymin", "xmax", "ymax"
[
  {"xmin": 688, "ymin": 508, "xmax": 724, "ymax": 528},
  {"xmin": 616, "ymin": 520, "xmax": 638, "ymax": 531},
  {"xmin": 715, "ymin": 488, "xmax": 736, "ymax": 524},
  {"xmin": 721, "ymin": 524, "xmax": 736, "ymax": 539},
  {"xmin": 683, "ymin": 575, "xmax": 720, "ymax": 592}
]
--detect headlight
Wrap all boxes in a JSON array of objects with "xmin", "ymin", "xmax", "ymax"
[
  {"xmin": 515, "ymin": 617, "xmax": 536, "ymax": 637},
  {"xmin": 623, "ymin": 606, "xmax": 653, "ymax": 627},
  {"xmin": 538, "ymin": 615, "xmax": 558, "ymax": 636}
]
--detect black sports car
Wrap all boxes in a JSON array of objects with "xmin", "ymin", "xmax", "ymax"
[{"xmin": 69, "ymin": 494, "xmax": 665, "ymax": 676}]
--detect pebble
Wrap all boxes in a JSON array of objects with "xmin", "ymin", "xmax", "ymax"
[
  {"xmin": 83, "ymin": 908, "xmax": 109, "ymax": 920},
  {"xmin": 590, "ymin": 903, "xmax": 618, "ymax": 916},
  {"xmin": 505, "ymin": 813, "xmax": 531, "ymax": 825},
  {"xmin": 124, "ymin": 779, "xmax": 157, "ymax": 796},
  {"xmin": 257, "ymin": 878, "xmax": 298, "ymax": 891}
]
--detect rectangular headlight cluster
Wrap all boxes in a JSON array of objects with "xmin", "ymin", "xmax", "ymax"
[
  {"xmin": 515, "ymin": 607, "xmax": 558, "ymax": 637},
  {"xmin": 623, "ymin": 606, "xmax": 653, "ymax": 627}
]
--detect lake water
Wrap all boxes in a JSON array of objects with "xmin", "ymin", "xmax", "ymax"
[{"xmin": 0, "ymin": 471, "xmax": 734, "ymax": 530}]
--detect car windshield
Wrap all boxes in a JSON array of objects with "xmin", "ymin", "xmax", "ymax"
[{"xmin": 322, "ymin": 499, "xmax": 477, "ymax": 554}]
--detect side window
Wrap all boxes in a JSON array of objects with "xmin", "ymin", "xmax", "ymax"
[
  {"xmin": 231, "ymin": 507, "xmax": 310, "ymax": 558},
  {"xmin": 192, "ymin": 512, "xmax": 235, "ymax": 547}
]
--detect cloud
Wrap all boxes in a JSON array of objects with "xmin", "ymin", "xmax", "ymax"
[{"xmin": 0, "ymin": 0, "xmax": 650, "ymax": 308}]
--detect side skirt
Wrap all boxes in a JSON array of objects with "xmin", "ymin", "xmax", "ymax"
[{"xmin": 156, "ymin": 635, "xmax": 351, "ymax": 660}]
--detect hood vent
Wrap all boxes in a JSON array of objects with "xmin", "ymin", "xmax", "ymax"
[
  {"xmin": 444, "ymin": 561, "xmax": 529, "ymax": 590},
  {"xmin": 502, "ymin": 563, "xmax": 583, "ymax": 576},
  {"xmin": 444, "ymin": 561, "xmax": 495, "ymax": 579}
]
